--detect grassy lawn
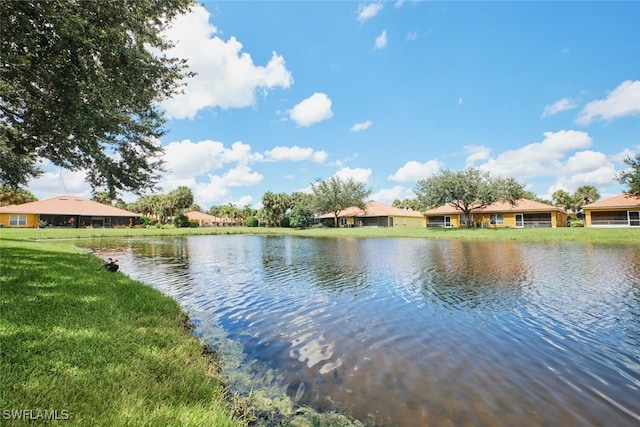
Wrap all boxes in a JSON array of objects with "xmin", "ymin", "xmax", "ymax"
[{"xmin": 0, "ymin": 237, "xmax": 243, "ymax": 426}]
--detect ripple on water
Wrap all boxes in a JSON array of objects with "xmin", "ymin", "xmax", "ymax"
[{"xmin": 92, "ymin": 236, "xmax": 640, "ymax": 427}]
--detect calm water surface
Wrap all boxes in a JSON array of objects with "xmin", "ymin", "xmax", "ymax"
[{"xmin": 88, "ymin": 236, "xmax": 640, "ymax": 426}]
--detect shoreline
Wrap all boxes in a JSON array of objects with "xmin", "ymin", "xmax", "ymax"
[
  {"xmin": 2, "ymin": 224, "xmax": 640, "ymax": 245},
  {"xmin": 0, "ymin": 232, "xmax": 365, "ymax": 426}
]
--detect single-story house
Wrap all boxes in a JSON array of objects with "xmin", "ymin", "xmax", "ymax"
[
  {"xmin": 318, "ymin": 201, "xmax": 424, "ymax": 228},
  {"xmin": 0, "ymin": 195, "xmax": 141, "ymax": 228},
  {"xmin": 582, "ymin": 194, "xmax": 640, "ymax": 227},
  {"xmin": 424, "ymin": 198, "xmax": 568, "ymax": 228},
  {"xmin": 185, "ymin": 211, "xmax": 233, "ymax": 227}
]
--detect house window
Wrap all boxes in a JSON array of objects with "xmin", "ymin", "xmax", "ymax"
[
  {"xmin": 490, "ymin": 214, "xmax": 503, "ymax": 225},
  {"xmin": 10, "ymin": 215, "xmax": 27, "ymax": 226},
  {"xmin": 460, "ymin": 214, "xmax": 474, "ymax": 226},
  {"xmin": 340, "ymin": 218, "xmax": 347, "ymax": 226},
  {"xmin": 630, "ymin": 211, "xmax": 640, "ymax": 227},
  {"xmin": 403, "ymin": 218, "xmax": 407, "ymax": 225}
]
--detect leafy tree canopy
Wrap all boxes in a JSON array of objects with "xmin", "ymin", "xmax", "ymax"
[
  {"xmin": 311, "ymin": 176, "xmax": 371, "ymax": 227},
  {"xmin": 392, "ymin": 198, "xmax": 421, "ymax": 211},
  {"xmin": 617, "ymin": 154, "xmax": 640, "ymax": 198},
  {"xmin": 414, "ymin": 168, "xmax": 525, "ymax": 225},
  {"xmin": 261, "ymin": 191, "xmax": 290, "ymax": 227},
  {"xmin": 0, "ymin": 0, "xmax": 195, "ymax": 197},
  {"xmin": 0, "ymin": 185, "xmax": 37, "ymax": 206},
  {"xmin": 552, "ymin": 185, "xmax": 600, "ymax": 217}
]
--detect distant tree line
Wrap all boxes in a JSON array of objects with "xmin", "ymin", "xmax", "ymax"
[{"xmin": 2, "ymin": 157, "xmax": 639, "ymax": 229}]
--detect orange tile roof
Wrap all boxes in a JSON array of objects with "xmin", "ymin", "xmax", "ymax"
[
  {"xmin": 0, "ymin": 195, "xmax": 140, "ymax": 217},
  {"xmin": 424, "ymin": 198, "xmax": 564, "ymax": 215},
  {"xmin": 318, "ymin": 201, "xmax": 423, "ymax": 219},
  {"xmin": 582, "ymin": 194, "xmax": 640, "ymax": 210}
]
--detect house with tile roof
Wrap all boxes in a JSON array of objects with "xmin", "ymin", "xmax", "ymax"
[
  {"xmin": 185, "ymin": 210, "xmax": 238, "ymax": 227},
  {"xmin": 317, "ymin": 200, "xmax": 424, "ymax": 227},
  {"xmin": 423, "ymin": 198, "xmax": 568, "ymax": 228},
  {"xmin": 582, "ymin": 194, "xmax": 640, "ymax": 227},
  {"xmin": 0, "ymin": 195, "xmax": 141, "ymax": 228}
]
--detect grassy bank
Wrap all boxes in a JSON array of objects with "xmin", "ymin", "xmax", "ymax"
[
  {"xmin": 0, "ymin": 237, "xmax": 243, "ymax": 426},
  {"xmin": 0, "ymin": 232, "xmax": 365, "ymax": 426},
  {"xmin": 2, "ymin": 225, "xmax": 640, "ymax": 244}
]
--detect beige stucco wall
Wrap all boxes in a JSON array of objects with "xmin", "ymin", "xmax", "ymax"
[{"xmin": 391, "ymin": 216, "xmax": 423, "ymax": 227}]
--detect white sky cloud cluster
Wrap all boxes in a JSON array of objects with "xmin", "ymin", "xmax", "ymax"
[
  {"xmin": 357, "ymin": 2, "xmax": 384, "ymax": 23},
  {"xmin": 350, "ymin": 120, "xmax": 373, "ymax": 132},
  {"xmin": 388, "ymin": 160, "xmax": 441, "ymax": 182},
  {"xmin": 160, "ymin": 5, "xmax": 293, "ymax": 119},
  {"xmin": 576, "ymin": 80, "xmax": 640, "ymax": 124},
  {"xmin": 374, "ymin": 30, "xmax": 388, "ymax": 50},
  {"xmin": 289, "ymin": 93, "xmax": 334, "ymax": 127},
  {"xmin": 542, "ymin": 98, "xmax": 577, "ymax": 118},
  {"xmin": 23, "ymin": 5, "xmax": 639, "ymax": 209}
]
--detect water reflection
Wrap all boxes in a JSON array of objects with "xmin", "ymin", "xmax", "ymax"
[{"xmin": 85, "ymin": 236, "xmax": 640, "ymax": 427}]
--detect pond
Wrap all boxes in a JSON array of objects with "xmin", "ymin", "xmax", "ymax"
[{"xmin": 85, "ymin": 235, "xmax": 640, "ymax": 426}]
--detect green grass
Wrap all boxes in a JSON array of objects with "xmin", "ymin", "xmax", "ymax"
[
  {"xmin": 0, "ymin": 237, "xmax": 243, "ymax": 426},
  {"xmin": 2, "ymin": 224, "xmax": 640, "ymax": 244}
]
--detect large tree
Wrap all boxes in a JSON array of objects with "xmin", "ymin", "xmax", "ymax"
[
  {"xmin": 617, "ymin": 154, "xmax": 640, "ymax": 198},
  {"xmin": 414, "ymin": 168, "xmax": 525, "ymax": 227},
  {"xmin": 311, "ymin": 176, "xmax": 371, "ymax": 227},
  {"xmin": 0, "ymin": 185, "xmax": 37, "ymax": 206},
  {"xmin": 552, "ymin": 189, "xmax": 573, "ymax": 211},
  {"xmin": 261, "ymin": 191, "xmax": 290, "ymax": 227},
  {"xmin": 0, "ymin": 0, "xmax": 195, "ymax": 197}
]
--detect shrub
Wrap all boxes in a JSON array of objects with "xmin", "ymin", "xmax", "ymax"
[
  {"xmin": 173, "ymin": 214, "xmax": 190, "ymax": 228},
  {"xmin": 288, "ymin": 204, "xmax": 315, "ymax": 228},
  {"xmin": 140, "ymin": 216, "xmax": 154, "ymax": 226},
  {"xmin": 246, "ymin": 216, "xmax": 259, "ymax": 227},
  {"xmin": 570, "ymin": 219, "xmax": 585, "ymax": 227},
  {"xmin": 189, "ymin": 221, "xmax": 199, "ymax": 228}
]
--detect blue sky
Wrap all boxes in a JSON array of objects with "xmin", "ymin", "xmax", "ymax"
[{"xmin": 28, "ymin": 1, "xmax": 640, "ymax": 209}]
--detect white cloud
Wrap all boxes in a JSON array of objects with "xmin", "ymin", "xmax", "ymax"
[
  {"xmin": 478, "ymin": 130, "xmax": 592, "ymax": 179},
  {"xmin": 350, "ymin": 120, "xmax": 373, "ymax": 132},
  {"xmin": 222, "ymin": 164, "xmax": 263, "ymax": 187},
  {"xmin": 193, "ymin": 175, "xmax": 231, "ymax": 207},
  {"xmin": 464, "ymin": 145, "xmax": 491, "ymax": 166},
  {"xmin": 542, "ymin": 97, "xmax": 577, "ymax": 118},
  {"xmin": 263, "ymin": 146, "xmax": 328, "ymax": 163},
  {"xmin": 388, "ymin": 160, "xmax": 441, "ymax": 182},
  {"xmin": 357, "ymin": 2, "xmax": 383, "ymax": 23},
  {"xmin": 371, "ymin": 185, "xmax": 414, "ymax": 205},
  {"xmin": 576, "ymin": 80, "xmax": 640, "ymax": 124},
  {"xmin": 334, "ymin": 167, "xmax": 372, "ymax": 184},
  {"xmin": 406, "ymin": 31, "xmax": 418, "ymax": 42},
  {"xmin": 564, "ymin": 151, "xmax": 617, "ymax": 187},
  {"xmin": 27, "ymin": 167, "xmax": 92, "ymax": 201},
  {"xmin": 234, "ymin": 195, "xmax": 254, "ymax": 208},
  {"xmin": 160, "ymin": 5, "xmax": 293, "ymax": 119},
  {"xmin": 289, "ymin": 93, "xmax": 334, "ymax": 127},
  {"xmin": 374, "ymin": 30, "xmax": 388, "ymax": 50},
  {"xmin": 457, "ymin": 97, "xmax": 463, "ymax": 106},
  {"xmin": 163, "ymin": 139, "xmax": 256, "ymax": 178}
]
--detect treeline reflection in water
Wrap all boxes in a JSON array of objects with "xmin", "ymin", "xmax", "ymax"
[{"xmin": 86, "ymin": 235, "xmax": 640, "ymax": 427}]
